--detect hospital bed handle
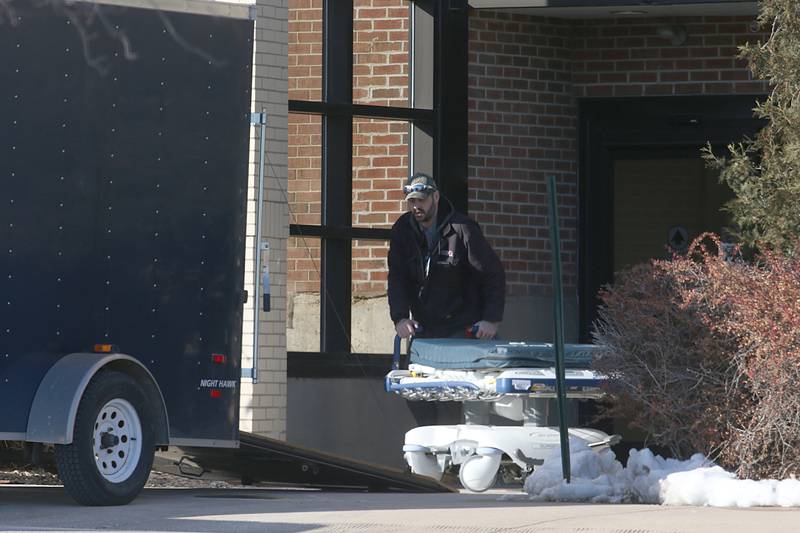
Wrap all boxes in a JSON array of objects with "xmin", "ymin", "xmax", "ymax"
[{"xmin": 392, "ymin": 335, "xmax": 401, "ymax": 370}]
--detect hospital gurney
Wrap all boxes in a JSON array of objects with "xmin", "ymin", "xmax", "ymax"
[{"xmin": 385, "ymin": 337, "xmax": 619, "ymax": 491}]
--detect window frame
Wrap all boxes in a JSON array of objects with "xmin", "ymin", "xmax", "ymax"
[{"xmin": 287, "ymin": 0, "xmax": 468, "ymax": 360}]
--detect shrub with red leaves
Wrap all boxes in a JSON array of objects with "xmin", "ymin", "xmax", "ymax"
[{"xmin": 593, "ymin": 234, "xmax": 800, "ymax": 478}]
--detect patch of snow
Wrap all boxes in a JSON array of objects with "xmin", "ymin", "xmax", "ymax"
[{"xmin": 523, "ymin": 437, "xmax": 800, "ymax": 507}]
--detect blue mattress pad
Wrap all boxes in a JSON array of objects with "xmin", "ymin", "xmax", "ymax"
[{"xmin": 409, "ymin": 339, "xmax": 605, "ymax": 369}]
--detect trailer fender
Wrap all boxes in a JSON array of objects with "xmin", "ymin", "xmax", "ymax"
[{"xmin": 25, "ymin": 353, "xmax": 169, "ymax": 445}]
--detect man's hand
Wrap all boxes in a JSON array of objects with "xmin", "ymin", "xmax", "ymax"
[
  {"xmin": 473, "ymin": 320, "xmax": 499, "ymax": 340},
  {"xmin": 395, "ymin": 318, "xmax": 419, "ymax": 339}
]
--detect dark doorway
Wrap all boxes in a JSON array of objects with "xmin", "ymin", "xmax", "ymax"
[{"xmin": 578, "ymin": 96, "xmax": 764, "ymax": 340}]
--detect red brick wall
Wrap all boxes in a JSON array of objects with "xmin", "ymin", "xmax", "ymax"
[
  {"xmin": 468, "ymin": 10, "xmax": 768, "ymax": 298},
  {"xmin": 287, "ymin": 7, "xmax": 767, "ymax": 303},
  {"xmin": 570, "ymin": 17, "xmax": 767, "ymax": 97},
  {"xmin": 469, "ymin": 14, "xmax": 577, "ymax": 297}
]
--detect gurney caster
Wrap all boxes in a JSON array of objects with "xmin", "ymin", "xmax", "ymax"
[{"xmin": 403, "ymin": 425, "xmax": 619, "ymax": 492}]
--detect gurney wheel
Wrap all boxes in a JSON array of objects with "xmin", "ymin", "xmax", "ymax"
[{"xmin": 458, "ymin": 454, "xmax": 499, "ymax": 493}]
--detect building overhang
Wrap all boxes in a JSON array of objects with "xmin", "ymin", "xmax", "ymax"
[{"xmin": 467, "ymin": 1, "xmax": 758, "ymax": 19}]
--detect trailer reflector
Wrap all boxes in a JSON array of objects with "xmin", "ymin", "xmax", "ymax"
[
  {"xmin": 210, "ymin": 389, "xmax": 222, "ymax": 398},
  {"xmin": 92, "ymin": 344, "xmax": 115, "ymax": 353},
  {"xmin": 211, "ymin": 353, "xmax": 227, "ymax": 364}
]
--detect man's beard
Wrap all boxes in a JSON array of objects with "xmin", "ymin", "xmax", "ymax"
[{"xmin": 414, "ymin": 207, "xmax": 435, "ymax": 224}]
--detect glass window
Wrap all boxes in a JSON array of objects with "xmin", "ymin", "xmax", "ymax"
[
  {"xmin": 353, "ymin": 0, "xmax": 411, "ymax": 107},
  {"xmin": 351, "ymin": 239, "xmax": 393, "ymax": 354},
  {"xmin": 288, "ymin": 113, "xmax": 322, "ymax": 226},
  {"xmin": 286, "ymin": 236, "xmax": 321, "ymax": 352},
  {"xmin": 352, "ymin": 117, "xmax": 409, "ymax": 228},
  {"xmin": 289, "ymin": 0, "xmax": 323, "ymax": 102}
]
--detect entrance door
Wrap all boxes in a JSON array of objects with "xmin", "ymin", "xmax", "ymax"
[
  {"xmin": 579, "ymin": 96, "xmax": 763, "ymax": 339},
  {"xmin": 613, "ymin": 149, "xmax": 734, "ymax": 272}
]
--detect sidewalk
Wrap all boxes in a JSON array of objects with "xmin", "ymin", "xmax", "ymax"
[{"xmin": 0, "ymin": 485, "xmax": 797, "ymax": 532}]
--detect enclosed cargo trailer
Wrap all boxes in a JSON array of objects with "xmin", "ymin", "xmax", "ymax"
[{"xmin": 0, "ymin": 0, "xmax": 253, "ymax": 504}]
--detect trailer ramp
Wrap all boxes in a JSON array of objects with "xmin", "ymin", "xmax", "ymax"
[{"xmin": 154, "ymin": 432, "xmax": 452, "ymax": 493}]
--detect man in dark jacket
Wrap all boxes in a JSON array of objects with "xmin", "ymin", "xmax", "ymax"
[{"xmin": 388, "ymin": 172, "xmax": 505, "ymax": 340}]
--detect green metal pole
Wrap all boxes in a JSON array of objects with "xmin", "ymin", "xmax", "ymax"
[{"xmin": 547, "ymin": 174, "xmax": 571, "ymax": 483}]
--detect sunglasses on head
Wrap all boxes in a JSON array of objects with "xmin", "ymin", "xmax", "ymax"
[{"xmin": 403, "ymin": 183, "xmax": 436, "ymax": 194}]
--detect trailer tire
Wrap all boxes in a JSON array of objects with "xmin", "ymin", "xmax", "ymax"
[{"xmin": 55, "ymin": 370, "xmax": 156, "ymax": 506}]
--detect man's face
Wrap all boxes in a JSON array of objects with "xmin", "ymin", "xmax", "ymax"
[{"xmin": 408, "ymin": 191, "xmax": 439, "ymax": 226}]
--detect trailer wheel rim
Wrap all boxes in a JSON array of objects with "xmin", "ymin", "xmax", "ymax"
[{"xmin": 91, "ymin": 398, "xmax": 143, "ymax": 483}]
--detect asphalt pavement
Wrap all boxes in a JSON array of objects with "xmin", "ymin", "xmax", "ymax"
[{"xmin": 0, "ymin": 485, "xmax": 798, "ymax": 533}]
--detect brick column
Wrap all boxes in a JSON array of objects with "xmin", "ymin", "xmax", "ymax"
[{"xmin": 239, "ymin": 0, "xmax": 289, "ymax": 439}]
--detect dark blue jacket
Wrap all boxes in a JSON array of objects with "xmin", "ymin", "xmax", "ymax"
[{"xmin": 387, "ymin": 198, "xmax": 505, "ymax": 338}]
